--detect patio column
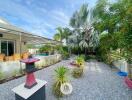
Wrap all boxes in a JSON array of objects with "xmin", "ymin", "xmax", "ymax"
[{"xmin": 19, "ymin": 32, "xmax": 23, "ymax": 74}]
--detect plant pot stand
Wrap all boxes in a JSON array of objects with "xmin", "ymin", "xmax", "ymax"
[
  {"xmin": 124, "ymin": 77, "xmax": 132, "ymax": 89},
  {"xmin": 12, "ymin": 79, "xmax": 47, "ymax": 100}
]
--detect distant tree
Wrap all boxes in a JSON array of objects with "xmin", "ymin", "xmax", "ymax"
[{"xmin": 53, "ymin": 27, "xmax": 72, "ymax": 43}]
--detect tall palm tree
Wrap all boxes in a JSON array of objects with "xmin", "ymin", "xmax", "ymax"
[
  {"xmin": 69, "ymin": 4, "xmax": 99, "ymax": 55},
  {"xmin": 70, "ymin": 4, "xmax": 89, "ymax": 51},
  {"xmin": 63, "ymin": 28, "xmax": 72, "ymax": 44},
  {"xmin": 70, "ymin": 4, "xmax": 89, "ymax": 29},
  {"xmin": 56, "ymin": 27, "xmax": 64, "ymax": 42}
]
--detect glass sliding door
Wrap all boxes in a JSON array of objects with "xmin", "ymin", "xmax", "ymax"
[
  {"xmin": 0, "ymin": 40, "xmax": 15, "ymax": 56},
  {"xmin": 1, "ymin": 41, "xmax": 8, "ymax": 56},
  {"xmin": 8, "ymin": 41, "xmax": 14, "ymax": 56}
]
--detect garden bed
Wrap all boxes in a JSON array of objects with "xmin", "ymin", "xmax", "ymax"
[{"xmin": 0, "ymin": 54, "xmax": 61, "ymax": 84}]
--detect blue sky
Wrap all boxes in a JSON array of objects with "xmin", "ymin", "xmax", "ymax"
[{"xmin": 0, "ymin": 0, "xmax": 97, "ymax": 39}]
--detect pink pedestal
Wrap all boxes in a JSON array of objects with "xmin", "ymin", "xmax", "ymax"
[{"xmin": 25, "ymin": 73, "xmax": 37, "ymax": 89}]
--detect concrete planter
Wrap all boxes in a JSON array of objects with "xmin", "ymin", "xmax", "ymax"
[{"xmin": 112, "ymin": 59, "xmax": 128, "ymax": 73}]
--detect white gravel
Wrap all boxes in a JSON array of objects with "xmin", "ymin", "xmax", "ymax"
[{"xmin": 0, "ymin": 60, "xmax": 132, "ymax": 100}]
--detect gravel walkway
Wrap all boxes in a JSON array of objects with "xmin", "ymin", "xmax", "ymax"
[{"xmin": 0, "ymin": 60, "xmax": 132, "ymax": 100}]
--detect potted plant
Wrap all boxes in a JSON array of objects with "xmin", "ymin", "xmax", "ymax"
[
  {"xmin": 52, "ymin": 66, "xmax": 69, "ymax": 97},
  {"xmin": 75, "ymin": 56, "xmax": 85, "ymax": 67},
  {"xmin": 72, "ymin": 56, "xmax": 85, "ymax": 78}
]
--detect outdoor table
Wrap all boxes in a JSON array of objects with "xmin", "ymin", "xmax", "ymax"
[{"xmin": 12, "ymin": 79, "xmax": 47, "ymax": 100}]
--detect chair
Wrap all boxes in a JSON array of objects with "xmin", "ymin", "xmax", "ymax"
[
  {"xmin": 5, "ymin": 56, "xmax": 14, "ymax": 61},
  {"xmin": 22, "ymin": 52, "xmax": 29, "ymax": 59},
  {"xmin": 13, "ymin": 54, "xmax": 21, "ymax": 61},
  {"xmin": 0, "ymin": 54, "xmax": 5, "ymax": 61}
]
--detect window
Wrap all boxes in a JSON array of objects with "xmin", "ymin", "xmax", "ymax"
[{"xmin": 0, "ymin": 40, "xmax": 15, "ymax": 56}]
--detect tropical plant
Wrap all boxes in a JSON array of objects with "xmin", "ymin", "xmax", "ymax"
[
  {"xmin": 53, "ymin": 33, "xmax": 61, "ymax": 41},
  {"xmin": 54, "ymin": 45, "xmax": 70, "ymax": 59},
  {"xmin": 54, "ymin": 27, "xmax": 72, "ymax": 43},
  {"xmin": 69, "ymin": 3, "xmax": 99, "ymax": 54},
  {"xmin": 75, "ymin": 56, "xmax": 85, "ymax": 67},
  {"xmin": 72, "ymin": 56, "xmax": 85, "ymax": 78},
  {"xmin": 70, "ymin": 4, "xmax": 89, "ymax": 29},
  {"xmin": 53, "ymin": 66, "xmax": 69, "ymax": 97},
  {"xmin": 39, "ymin": 44, "xmax": 52, "ymax": 54},
  {"xmin": 67, "ymin": 35, "xmax": 78, "ymax": 50},
  {"xmin": 69, "ymin": 4, "xmax": 89, "ymax": 51}
]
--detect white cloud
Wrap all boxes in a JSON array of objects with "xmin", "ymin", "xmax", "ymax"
[
  {"xmin": 0, "ymin": 0, "xmax": 96, "ymax": 39},
  {"xmin": 49, "ymin": 10, "xmax": 70, "ymax": 27}
]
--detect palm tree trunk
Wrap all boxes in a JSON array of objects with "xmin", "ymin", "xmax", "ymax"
[{"xmin": 85, "ymin": 48, "xmax": 87, "ymax": 55}]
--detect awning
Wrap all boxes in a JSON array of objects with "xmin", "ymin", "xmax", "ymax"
[{"xmin": 0, "ymin": 20, "xmax": 62, "ymax": 45}]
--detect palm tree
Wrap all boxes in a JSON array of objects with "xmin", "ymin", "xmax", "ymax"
[
  {"xmin": 63, "ymin": 28, "xmax": 72, "ymax": 44},
  {"xmin": 69, "ymin": 4, "xmax": 89, "ymax": 54},
  {"xmin": 69, "ymin": 4, "xmax": 99, "ymax": 55},
  {"xmin": 53, "ymin": 33, "xmax": 61, "ymax": 41},
  {"xmin": 55, "ymin": 27, "xmax": 64, "ymax": 42},
  {"xmin": 54, "ymin": 27, "xmax": 72, "ymax": 43},
  {"xmin": 70, "ymin": 4, "xmax": 89, "ymax": 29},
  {"xmin": 79, "ymin": 25, "xmax": 93, "ymax": 54}
]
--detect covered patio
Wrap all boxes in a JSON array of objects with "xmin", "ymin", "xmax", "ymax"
[
  {"xmin": 0, "ymin": 19, "xmax": 61, "ymax": 60},
  {"xmin": 0, "ymin": 19, "xmax": 62, "ymax": 82}
]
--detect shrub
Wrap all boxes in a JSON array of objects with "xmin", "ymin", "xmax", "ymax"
[
  {"xmin": 54, "ymin": 45, "xmax": 70, "ymax": 59},
  {"xmin": 72, "ymin": 56, "xmax": 85, "ymax": 78},
  {"xmin": 62, "ymin": 51, "xmax": 70, "ymax": 59},
  {"xmin": 52, "ymin": 66, "xmax": 68, "ymax": 97},
  {"xmin": 39, "ymin": 45, "xmax": 52, "ymax": 53},
  {"xmin": 72, "ymin": 67, "xmax": 83, "ymax": 78},
  {"xmin": 75, "ymin": 56, "xmax": 85, "ymax": 67}
]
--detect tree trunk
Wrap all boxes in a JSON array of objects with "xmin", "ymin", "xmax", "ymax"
[{"xmin": 85, "ymin": 48, "xmax": 87, "ymax": 55}]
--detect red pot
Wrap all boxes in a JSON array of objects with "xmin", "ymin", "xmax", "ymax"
[{"xmin": 124, "ymin": 77, "xmax": 132, "ymax": 89}]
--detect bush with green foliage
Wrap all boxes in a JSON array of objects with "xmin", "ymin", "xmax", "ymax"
[
  {"xmin": 72, "ymin": 56, "xmax": 85, "ymax": 78},
  {"xmin": 54, "ymin": 45, "xmax": 70, "ymax": 59},
  {"xmin": 39, "ymin": 45, "xmax": 52, "ymax": 54},
  {"xmin": 75, "ymin": 55, "xmax": 85, "ymax": 67},
  {"xmin": 93, "ymin": 0, "xmax": 132, "ymax": 65},
  {"xmin": 72, "ymin": 67, "xmax": 83, "ymax": 78},
  {"xmin": 52, "ymin": 66, "xmax": 68, "ymax": 97}
]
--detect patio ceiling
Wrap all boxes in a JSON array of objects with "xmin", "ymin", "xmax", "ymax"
[{"xmin": 0, "ymin": 20, "xmax": 62, "ymax": 45}]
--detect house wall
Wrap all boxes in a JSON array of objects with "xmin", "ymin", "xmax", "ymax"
[
  {"xmin": 0, "ymin": 54, "xmax": 61, "ymax": 80},
  {"xmin": 0, "ymin": 33, "xmax": 27, "ymax": 54}
]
